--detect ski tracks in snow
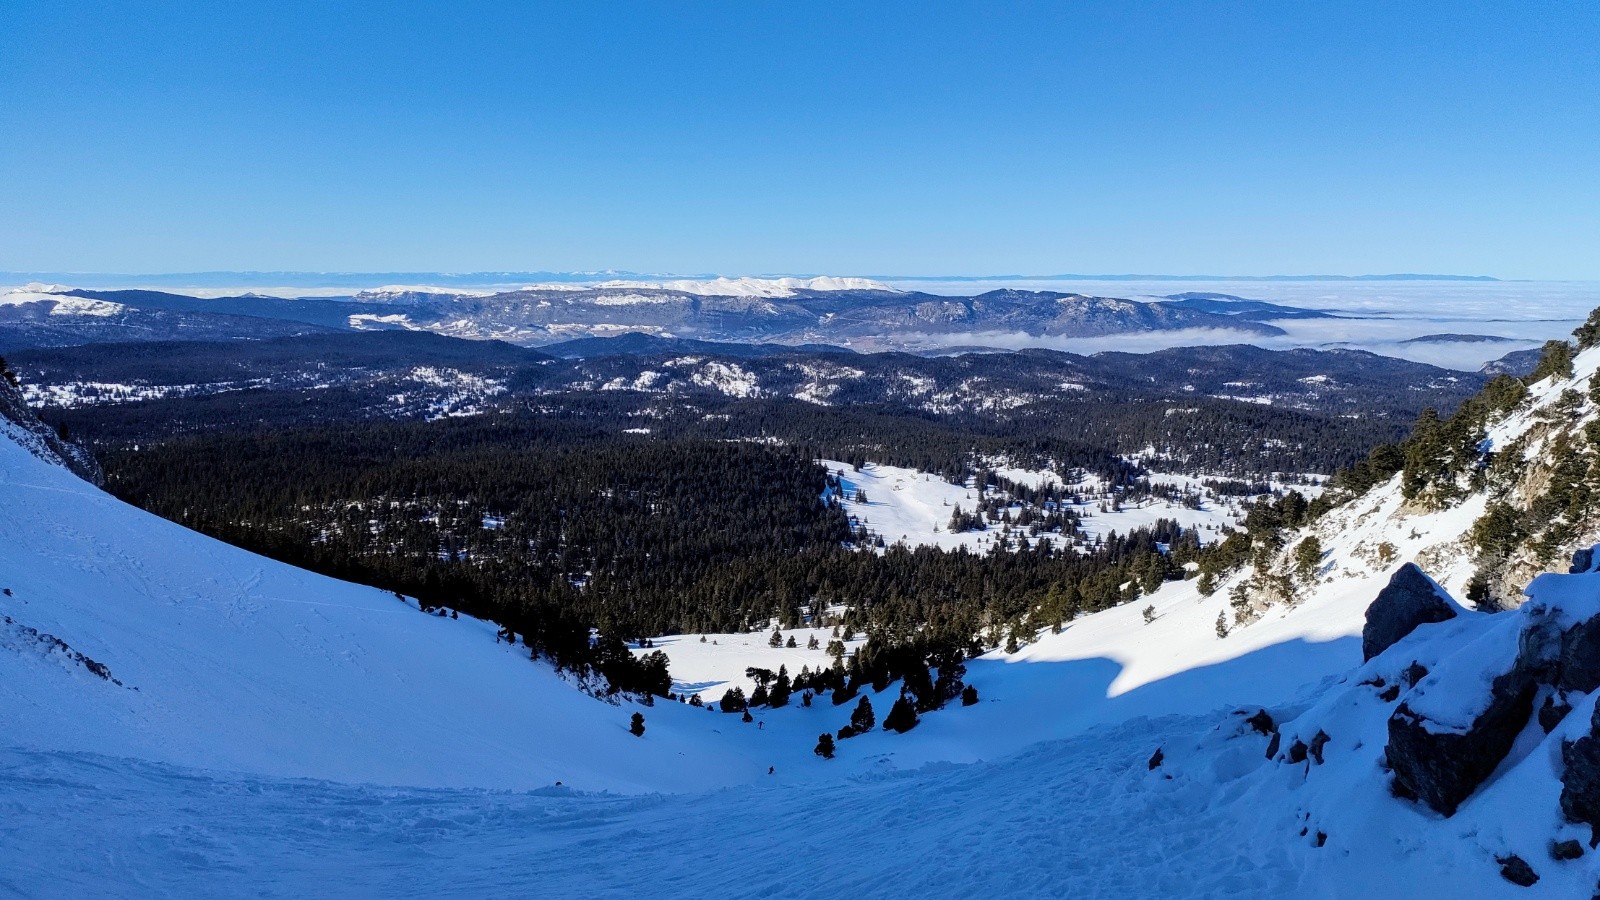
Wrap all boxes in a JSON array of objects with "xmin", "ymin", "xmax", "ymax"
[{"xmin": 0, "ymin": 716, "xmax": 1301, "ymax": 898}]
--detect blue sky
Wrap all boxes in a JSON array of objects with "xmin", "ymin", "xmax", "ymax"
[{"xmin": 1, "ymin": 2, "xmax": 1596, "ymax": 278}]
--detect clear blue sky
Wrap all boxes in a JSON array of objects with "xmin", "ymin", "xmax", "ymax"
[{"xmin": 2, "ymin": 2, "xmax": 1596, "ymax": 278}]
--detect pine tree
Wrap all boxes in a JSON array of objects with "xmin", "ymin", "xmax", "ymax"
[
  {"xmin": 768, "ymin": 627, "xmax": 783, "ymax": 648},
  {"xmin": 850, "ymin": 695, "xmax": 875, "ymax": 733},
  {"xmin": 807, "ymin": 634, "xmax": 819, "ymax": 650},
  {"xmin": 1215, "ymin": 611, "xmax": 1230, "ymax": 639},
  {"xmin": 883, "ymin": 696, "xmax": 919, "ymax": 733},
  {"xmin": 814, "ymin": 732, "xmax": 835, "ymax": 759},
  {"xmin": 629, "ymin": 712, "xmax": 645, "ymax": 737},
  {"xmin": 961, "ymin": 684, "xmax": 979, "ymax": 706},
  {"xmin": 719, "ymin": 686, "xmax": 747, "ymax": 713},
  {"xmin": 1293, "ymin": 536, "xmax": 1323, "ymax": 583},
  {"xmin": 768, "ymin": 668, "xmax": 792, "ymax": 708},
  {"xmin": 1142, "ymin": 604, "xmax": 1155, "ymax": 625},
  {"xmin": 785, "ymin": 635, "xmax": 797, "ymax": 648}
]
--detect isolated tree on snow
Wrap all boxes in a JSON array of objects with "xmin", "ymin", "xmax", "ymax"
[
  {"xmin": 1293, "ymin": 536, "xmax": 1323, "ymax": 583},
  {"xmin": 850, "ymin": 695, "xmax": 875, "ymax": 733},
  {"xmin": 807, "ymin": 634, "xmax": 819, "ymax": 650},
  {"xmin": 719, "ymin": 686, "xmax": 747, "ymax": 713},
  {"xmin": 961, "ymin": 684, "xmax": 979, "ymax": 706},
  {"xmin": 741, "ymin": 709, "xmax": 753, "ymax": 723},
  {"xmin": 768, "ymin": 627, "xmax": 783, "ymax": 648},
  {"xmin": 814, "ymin": 732, "xmax": 836, "ymax": 759},
  {"xmin": 1142, "ymin": 605, "xmax": 1156, "ymax": 625},
  {"xmin": 1216, "ymin": 612, "xmax": 1230, "ymax": 639},
  {"xmin": 629, "ymin": 712, "xmax": 645, "ymax": 737},
  {"xmin": 785, "ymin": 635, "xmax": 797, "ymax": 648},
  {"xmin": 883, "ymin": 696, "xmax": 919, "ymax": 733}
]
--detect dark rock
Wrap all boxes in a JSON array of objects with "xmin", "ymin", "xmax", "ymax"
[
  {"xmin": 1244, "ymin": 708, "xmax": 1275, "ymax": 735},
  {"xmin": 1265, "ymin": 731, "xmax": 1281, "ymax": 759},
  {"xmin": 1541, "ymin": 695, "xmax": 1573, "ymax": 733},
  {"xmin": 1386, "ymin": 670, "xmax": 1536, "ymax": 816},
  {"xmin": 1287, "ymin": 739, "xmax": 1308, "ymax": 764},
  {"xmin": 1560, "ymin": 618, "xmax": 1600, "ymax": 693},
  {"xmin": 1379, "ymin": 684, "xmax": 1401, "ymax": 702},
  {"xmin": 1402, "ymin": 661, "xmax": 1430, "ymax": 688},
  {"xmin": 1551, "ymin": 839, "xmax": 1584, "ymax": 861},
  {"xmin": 1363, "ymin": 563, "xmax": 1458, "ymax": 662},
  {"xmin": 1315, "ymin": 831, "xmax": 1327, "ymax": 848},
  {"xmin": 1561, "ymin": 704, "xmax": 1600, "ymax": 838},
  {"xmin": 1148, "ymin": 747, "xmax": 1164, "ymax": 770},
  {"xmin": 1497, "ymin": 854, "xmax": 1539, "ymax": 887},
  {"xmin": 1309, "ymin": 730, "xmax": 1331, "ymax": 765},
  {"xmin": 1572, "ymin": 546, "xmax": 1595, "ymax": 574}
]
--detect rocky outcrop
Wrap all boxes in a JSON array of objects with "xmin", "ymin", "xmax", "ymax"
[
  {"xmin": 1558, "ymin": 617, "xmax": 1600, "ymax": 693},
  {"xmin": 1362, "ymin": 564, "xmax": 1458, "ymax": 661},
  {"xmin": 1386, "ymin": 668, "xmax": 1536, "ymax": 817},
  {"xmin": 0, "ymin": 374, "xmax": 101, "ymax": 484},
  {"xmin": 1560, "ymin": 704, "xmax": 1600, "ymax": 842}
]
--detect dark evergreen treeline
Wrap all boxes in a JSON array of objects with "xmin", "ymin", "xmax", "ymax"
[{"xmin": 98, "ymin": 413, "xmax": 1207, "ymax": 695}]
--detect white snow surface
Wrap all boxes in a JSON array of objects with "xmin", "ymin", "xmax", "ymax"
[
  {"xmin": 0, "ymin": 286, "xmax": 126, "ymax": 316},
  {"xmin": 9, "ymin": 347, "xmax": 1600, "ymax": 894},
  {"xmin": 824, "ymin": 459, "xmax": 1242, "ymax": 553}
]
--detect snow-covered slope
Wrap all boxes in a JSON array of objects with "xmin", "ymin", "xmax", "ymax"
[
  {"xmin": 0, "ymin": 401, "xmax": 776, "ymax": 795},
  {"xmin": 12, "ymin": 340, "xmax": 1600, "ymax": 894}
]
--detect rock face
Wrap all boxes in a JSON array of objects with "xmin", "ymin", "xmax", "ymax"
[
  {"xmin": 1362, "ymin": 564, "xmax": 1458, "ymax": 662},
  {"xmin": 0, "ymin": 375, "xmax": 101, "ymax": 484},
  {"xmin": 1560, "ymin": 704, "xmax": 1600, "ymax": 840},
  {"xmin": 1559, "ymin": 617, "xmax": 1600, "ymax": 693},
  {"xmin": 1386, "ymin": 670, "xmax": 1536, "ymax": 816}
]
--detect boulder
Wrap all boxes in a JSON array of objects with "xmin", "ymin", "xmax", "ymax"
[
  {"xmin": 1497, "ymin": 854, "xmax": 1539, "ymax": 887},
  {"xmin": 1550, "ymin": 839, "xmax": 1584, "ymax": 861},
  {"xmin": 1309, "ymin": 730, "xmax": 1331, "ymax": 765},
  {"xmin": 1541, "ymin": 695, "xmax": 1573, "ymax": 733},
  {"xmin": 1560, "ymin": 703, "xmax": 1600, "ymax": 843},
  {"xmin": 1363, "ymin": 564, "xmax": 1458, "ymax": 662},
  {"xmin": 1244, "ymin": 708, "xmax": 1274, "ymax": 735},
  {"xmin": 1571, "ymin": 546, "xmax": 1596, "ymax": 574},
  {"xmin": 1560, "ymin": 617, "xmax": 1600, "ymax": 693},
  {"xmin": 1386, "ymin": 670, "xmax": 1536, "ymax": 816}
]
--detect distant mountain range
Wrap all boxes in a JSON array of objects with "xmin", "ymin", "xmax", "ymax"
[
  {"xmin": 1, "ymin": 271, "xmax": 1504, "ymax": 289},
  {"xmin": 1, "ymin": 280, "xmax": 1304, "ymax": 353}
]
